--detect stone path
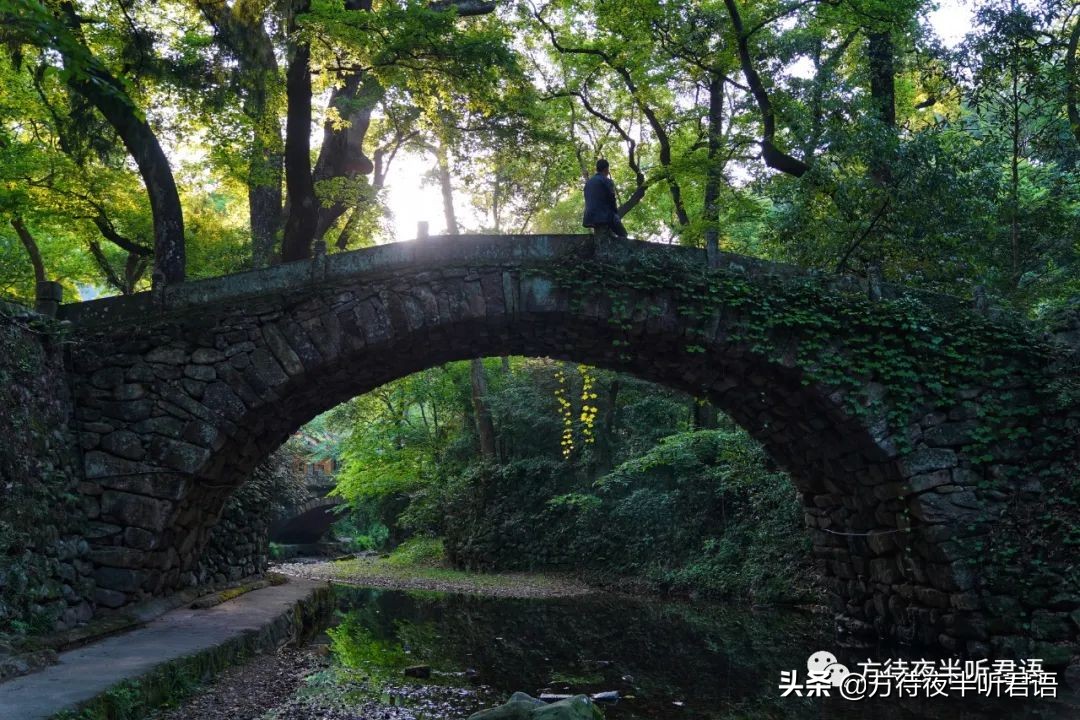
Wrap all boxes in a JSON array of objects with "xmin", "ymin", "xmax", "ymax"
[{"xmin": 0, "ymin": 577, "xmax": 328, "ymax": 720}]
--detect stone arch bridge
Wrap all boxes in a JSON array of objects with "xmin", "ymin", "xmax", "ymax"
[
  {"xmin": 59, "ymin": 235, "xmax": 1078, "ymax": 659},
  {"xmin": 269, "ymin": 464, "xmax": 342, "ymax": 545}
]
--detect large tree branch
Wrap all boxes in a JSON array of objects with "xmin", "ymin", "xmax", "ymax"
[
  {"xmin": 534, "ymin": 6, "xmax": 688, "ymax": 222},
  {"xmin": 36, "ymin": 1, "xmax": 187, "ymax": 283},
  {"xmin": 428, "ymin": 0, "xmax": 497, "ymax": 15},
  {"xmin": 87, "ymin": 240, "xmax": 125, "ymax": 292},
  {"xmin": 90, "ymin": 214, "xmax": 152, "ymax": 256},
  {"xmin": 10, "ymin": 217, "xmax": 47, "ymax": 285},
  {"xmin": 723, "ymin": 0, "xmax": 811, "ymax": 177},
  {"xmin": 745, "ymin": 0, "xmax": 822, "ymax": 37},
  {"xmin": 548, "ymin": 90, "xmax": 649, "ymax": 216}
]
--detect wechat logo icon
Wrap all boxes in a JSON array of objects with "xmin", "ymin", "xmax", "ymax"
[{"xmin": 807, "ymin": 650, "xmax": 849, "ymax": 687}]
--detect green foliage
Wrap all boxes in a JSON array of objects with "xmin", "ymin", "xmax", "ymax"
[
  {"xmin": 0, "ymin": 310, "xmax": 83, "ymax": 639},
  {"xmin": 0, "ymin": 0, "xmax": 1076, "ymax": 319},
  {"xmin": 327, "ymin": 613, "xmax": 411, "ymax": 677},
  {"xmin": 599, "ymin": 429, "xmax": 815, "ymax": 602},
  {"xmin": 323, "ymin": 355, "xmax": 815, "ymax": 603},
  {"xmin": 385, "ymin": 536, "xmax": 445, "ymax": 568},
  {"xmin": 331, "ymin": 513, "xmax": 390, "ymax": 552}
]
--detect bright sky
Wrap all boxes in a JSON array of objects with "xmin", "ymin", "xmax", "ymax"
[{"xmin": 379, "ymin": 1, "xmax": 976, "ymax": 243}]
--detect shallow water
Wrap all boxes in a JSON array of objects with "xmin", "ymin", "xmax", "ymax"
[{"xmin": 311, "ymin": 586, "xmax": 1078, "ymax": 720}]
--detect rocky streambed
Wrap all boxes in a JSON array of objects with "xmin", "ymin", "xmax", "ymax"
[{"xmin": 153, "ymin": 583, "xmax": 1078, "ymax": 720}]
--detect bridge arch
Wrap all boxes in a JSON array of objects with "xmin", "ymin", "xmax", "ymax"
[
  {"xmin": 269, "ymin": 496, "xmax": 342, "ymax": 545},
  {"xmin": 63, "ymin": 235, "xmax": 1073, "ymax": 655}
]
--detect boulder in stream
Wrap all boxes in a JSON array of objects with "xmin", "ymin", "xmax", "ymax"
[{"xmin": 467, "ymin": 692, "xmax": 602, "ymax": 719}]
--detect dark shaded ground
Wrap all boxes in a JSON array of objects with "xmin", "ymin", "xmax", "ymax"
[
  {"xmin": 149, "ymin": 640, "xmax": 499, "ymax": 720},
  {"xmin": 148, "ymin": 645, "xmax": 327, "ymax": 720}
]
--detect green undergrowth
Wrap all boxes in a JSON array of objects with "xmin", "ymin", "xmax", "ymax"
[
  {"xmin": 326, "ymin": 541, "xmax": 589, "ymax": 597},
  {"xmin": 383, "ymin": 536, "xmax": 445, "ymax": 566}
]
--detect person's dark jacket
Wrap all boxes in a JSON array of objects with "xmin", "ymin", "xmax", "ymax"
[{"xmin": 582, "ymin": 173, "xmax": 619, "ymax": 227}]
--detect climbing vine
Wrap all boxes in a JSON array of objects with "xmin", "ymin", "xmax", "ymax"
[
  {"xmin": 555, "ymin": 364, "xmax": 573, "ymax": 458},
  {"xmin": 579, "ymin": 364, "xmax": 597, "ymax": 446},
  {"xmin": 553, "ymin": 364, "xmax": 600, "ymax": 459},
  {"xmin": 533, "ymin": 249, "xmax": 1080, "ymax": 612}
]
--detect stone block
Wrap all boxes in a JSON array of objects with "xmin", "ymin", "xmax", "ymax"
[
  {"xmin": 84, "ymin": 522, "xmax": 122, "ymax": 540},
  {"xmin": 868, "ymin": 557, "xmax": 902, "ymax": 584},
  {"xmin": 123, "ymin": 527, "xmax": 160, "ymax": 550},
  {"xmin": 1031, "ymin": 610, "xmax": 1072, "ymax": 641},
  {"xmin": 926, "ymin": 562, "xmax": 976, "ymax": 592},
  {"xmin": 100, "ymin": 399, "xmax": 153, "ymax": 422},
  {"xmin": 262, "ymin": 324, "xmax": 304, "ymax": 375},
  {"xmin": 93, "ymin": 566, "xmax": 141, "ymax": 592},
  {"xmin": 89, "ymin": 546, "xmax": 146, "ymax": 569},
  {"xmin": 100, "ymin": 430, "xmax": 145, "ymax": 460},
  {"xmin": 159, "ymin": 440, "xmax": 211, "ymax": 473},
  {"xmin": 182, "ymin": 420, "xmax": 224, "ymax": 450},
  {"xmin": 922, "ymin": 421, "xmax": 976, "ymax": 447},
  {"xmin": 914, "ymin": 586, "xmax": 950, "ymax": 608},
  {"xmin": 907, "ymin": 469, "xmax": 951, "ymax": 493},
  {"xmin": 909, "ymin": 491, "xmax": 979, "ymax": 524},
  {"xmin": 184, "ymin": 365, "xmax": 216, "ymax": 382},
  {"xmin": 134, "ymin": 416, "xmax": 185, "ymax": 438},
  {"xmin": 93, "ymin": 588, "xmax": 128, "ymax": 609},
  {"xmin": 192, "ymin": 348, "xmax": 225, "ymax": 364},
  {"xmin": 181, "ymin": 378, "xmax": 206, "ymax": 399},
  {"xmin": 126, "ymin": 365, "xmax": 156, "ymax": 382},
  {"xmin": 202, "ymin": 383, "xmax": 247, "ymax": 422},
  {"xmin": 114, "ymin": 383, "xmax": 146, "ymax": 400},
  {"xmin": 145, "ymin": 347, "xmax": 187, "ymax": 364},
  {"xmin": 100, "ymin": 491, "xmax": 172, "ymax": 531},
  {"xmin": 900, "ymin": 448, "xmax": 957, "ymax": 476},
  {"xmin": 90, "ymin": 367, "xmax": 125, "ymax": 389},
  {"xmin": 84, "ymin": 451, "xmax": 148, "ymax": 480}
]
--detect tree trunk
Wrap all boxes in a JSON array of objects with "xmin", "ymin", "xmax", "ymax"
[
  {"xmin": 65, "ymin": 70, "xmax": 185, "ymax": 284},
  {"xmin": 867, "ymin": 31, "xmax": 896, "ymax": 185},
  {"xmin": 1068, "ymin": 19, "xmax": 1080, "ymax": 147},
  {"xmin": 433, "ymin": 139, "xmax": 498, "ymax": 461},
  {"xmin": 867, "ymin": 32, "xmax": 896, "ymax": 129},
  {"xmin": 703, "ymin": 74, "xmax": 724, "ymax": 267},
  {"xmin": 1010, "ymin": 45, "xmax": 1021, "ymax": 286},
  {"xmin": 195, "ymin": 0, "xmax": 284, "ymax": 268},
  {"xmin": 14, "ymin": 3, "xmax": 186, "ymax": 284},
  {"xmin": 243, "ymin": 35, "xmax": 284, "ymax": 268},
  {"xmin": 312, "ymin": 71, "xmax": 380, "ymax": 242},
  {"xmin": 470, "ymin": 358, "xmax": 498, "ymax": 461},
  {"xmin": 693, "ymin": 400, "xmax": 718, "ymax": 429},
  {"xmin": 311, "ymin": 0, "xmax": 375, "ymax": 235},
  {"xmin": 435, "ymin": 141, "xmax": 457, "ymax": 234},
  {"xmin": 11, "ymin": 218, "xmax": 46, "ymax": 285},
  {"xmin": 593, "ymin": 378, "xmax": 620, "ymax": 474},
  {"xmin": 249, "ymin": 171, "xmax": 283, "ymax": 266},
  {"xmin": 280, "ymin": 3, "xmax": 319, "ymax": 263}
]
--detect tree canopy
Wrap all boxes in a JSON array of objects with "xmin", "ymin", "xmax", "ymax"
[{"xmin": 0, "ymin": 0, "xmax": 1076, "ymax": 314}]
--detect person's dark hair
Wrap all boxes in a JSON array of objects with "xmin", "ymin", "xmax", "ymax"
[{"xmin": 596, "ymin": 158, "xmax": 609, "ymax": 173}]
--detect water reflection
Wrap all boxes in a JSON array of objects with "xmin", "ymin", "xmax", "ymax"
[{"xmin": 323, "ymin": 586, "xmax": 1077, "ymax": 719}]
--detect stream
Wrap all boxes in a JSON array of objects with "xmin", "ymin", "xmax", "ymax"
[{"xmin": 266, "ymin": 585, "xmax": 1078, "ymax": 720}]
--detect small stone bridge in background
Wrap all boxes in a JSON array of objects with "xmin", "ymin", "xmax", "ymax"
[
  {"xmin": 58, "ymin": 234, "xmax": 1079, "ymax": 659},
  {"xmin": 269, "ymin": 462, "xmax": 341, "ymax": 545}
]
